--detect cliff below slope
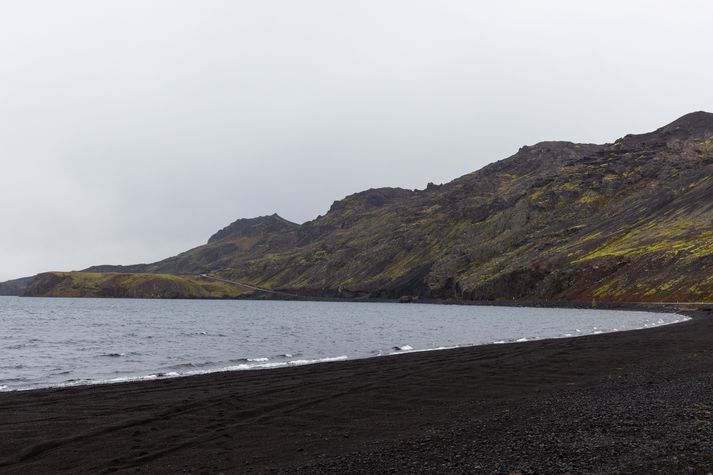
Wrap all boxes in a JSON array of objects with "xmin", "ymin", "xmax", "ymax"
[{"xmin": 25, "ymin": 112, "xmax": 713, "ymax": 302}]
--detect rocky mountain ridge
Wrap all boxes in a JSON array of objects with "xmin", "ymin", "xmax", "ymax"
[{"xmin": 21, "ymin": 111, "xmax": 713, "ymax": 302}]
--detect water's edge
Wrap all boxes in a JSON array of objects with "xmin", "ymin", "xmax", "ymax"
[{"xmin": 0, "ymin": 297, "xmax": 691, "ymax": 393}]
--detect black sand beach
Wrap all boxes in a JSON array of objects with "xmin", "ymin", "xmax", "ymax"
[{"xmin": 1, "ymin": 308, "xmax": 712, "ymax": 474}]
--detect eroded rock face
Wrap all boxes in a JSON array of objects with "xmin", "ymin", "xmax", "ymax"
[
  {"xmin": 29, "ymin": 112, "xmax": 713, "ymax": 302},
  {"xmin": 24, "ymin": 273, "xmax": 66, "ymax": 297},
  {"xmin": 0, "ymin": 276, "xmax": 34, "ymax": 296}
]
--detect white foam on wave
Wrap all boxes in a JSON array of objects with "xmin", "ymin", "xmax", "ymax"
[
  {"xmin": 181, "ymin": 355, "xmax": 349, "ymax": 374},
  {"xmin": 288, "ymin": 356, "xmax": 348, "ymax": 365},
  {"xmin": 0, "ymin": 354, "xmax": 352, "ymax": 392},
  {"xmin": 219, "ymin": 361, "xmax": 288, "ymax": 372},
  {"xmin": 393, "ymin": 345, "xmax": 414, "ymax": 351},
  {"xmin": 247, "ymin": 357, "xmax": 269, "ymax": 362},
  {"xmin": 386, "ymin": 345, "xmax": 460, "ymax": 356}
]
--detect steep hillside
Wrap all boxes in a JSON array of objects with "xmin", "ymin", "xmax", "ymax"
[
  {"xmin": 26, "ymin": 111, "xmax": 713, "ymax": 302},
  {"xmin": 0, "ymin": 276, "xmax": 34, "ymax": 296}
]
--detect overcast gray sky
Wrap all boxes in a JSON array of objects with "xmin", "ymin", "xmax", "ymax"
[{"xmin": 2, "ymin": 1, "xmax": 713, "ymax": 281}]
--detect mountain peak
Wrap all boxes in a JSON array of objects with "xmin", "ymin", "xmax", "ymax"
[
  {"xmin": 659, "ymin": 111, "xmax": 713, "ymax": 136},
  {"xmin": 207, "ymin": 214, "xmax": 299, "ymax": 244},
  {"xmin": 616, "ymin": 111, "xmax": 713, "ymax": 147}
]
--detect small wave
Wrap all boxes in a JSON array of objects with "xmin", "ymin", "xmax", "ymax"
[
  {"xmin": 287, "ymin": 356, "xmax": 348, "ymax": 366},
  {"xmin": 201, "ymin": 356, "xmax": 350, "ymax": 373},
  {"xmin": 386, "ymin": 345, "xmax": 459, "ymax": 356},
  {"xmin": 392, "ymin": 345, "xmax": 414, "ymax": 351},
  {"xmin": 165, "ymin": 361, "xmax": 216, "ymax": 370},
  {"xmin": 180, "ymin": 331, "xmax": 209, "ymax": 336},
  {"xmin": 50, "ymin": 370, "xmax": 72, "ymax": 376},
  {"xmin": 222, "ymin": 362, "xmax": 288, "ymax": 372},
  {"xmin": 230, "ymin": 357, "xmax": 271, "ymax": 363},
  {"xmin": 145, "ymin": 372, "xmax": 181, "ymax": 378},
  {"xmin": 99, "ymin": 353, "xmax": 126, "ymax": 358},
  {"xmin": 5, "ymin": 344, "xmax": 27, "ymax": 350},
  {"xmin": 516, "ymin": 337, "xmax": 528, "ymax": 342}
]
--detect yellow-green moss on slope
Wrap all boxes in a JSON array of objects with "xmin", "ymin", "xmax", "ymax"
[{"xmin": 25, "ymin": 272, "xmax": 251, "ymax": 299}]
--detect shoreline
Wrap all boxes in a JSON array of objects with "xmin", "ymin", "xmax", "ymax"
[
  {"xmin": 11, "ymin": 291, "xmax": 713, "ymax": 309},
  {"xmin": 1, "ymin": 306, "xmax": 711, "ymax": 473},
  {"xmin": 0, "ymin": 301, "xmax": 690, "ymax": 394}
]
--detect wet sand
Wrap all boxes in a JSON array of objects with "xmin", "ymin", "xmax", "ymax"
[{"xmin": 1, "ymin": 308, "xmax": 712, "ymax": 473}]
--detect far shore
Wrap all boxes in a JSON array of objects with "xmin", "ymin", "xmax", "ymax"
[{"xmin": 11, "ymin": 288, "xmax": 713, "ymax": 313}]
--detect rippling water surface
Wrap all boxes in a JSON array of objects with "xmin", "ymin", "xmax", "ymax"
[{"xmin": 0, "ymin": 297, "xmax": 686, "ymax": 391}]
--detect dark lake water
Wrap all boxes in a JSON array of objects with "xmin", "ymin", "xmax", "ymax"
[{"xmin": 0, "ymin": 297, "xmax": 686, "ymax": 391}]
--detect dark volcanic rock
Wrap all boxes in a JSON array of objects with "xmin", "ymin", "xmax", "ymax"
[
  {"xmin": 327, "ymin": 187, "xmax": 415, "ymax": 214},
  {"xmin": 660, "ymin": 110, "xmax": 713, "ymax": 137},
  {"xmin": 207, "ymin": 213, "xmax": 299, "ymax": 244},
  {"xmin": 0, "ymin": 276, "xmax": 35, "ymax": 296}
]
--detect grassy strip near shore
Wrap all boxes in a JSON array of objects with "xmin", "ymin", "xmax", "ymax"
[{"xmin": 25, "ymin": 271, "xmax": 252, "ymax": 299}]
